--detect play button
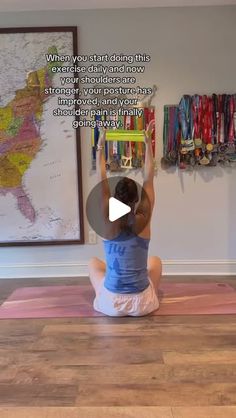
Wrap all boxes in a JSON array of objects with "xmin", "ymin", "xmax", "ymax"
[
  {"xmin": 109, "ymin": 197, "xmax": 131, "ymax": 222},
  {"xmin": 86, "ymin": 176, "xmax": 151, "ymax": 241}
]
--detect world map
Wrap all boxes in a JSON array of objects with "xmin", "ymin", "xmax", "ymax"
[{"xmin": 0, "ymin": 31, "xmax": 82, "ymax": 244}]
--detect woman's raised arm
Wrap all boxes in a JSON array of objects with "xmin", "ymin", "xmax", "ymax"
[
  {"xmin": 96, "ymin": 127, "xmax": 110, "ymax": 219},
  {"xmin": 142, "ymin": 119, "xmax": 155, "ymax": 209},
  {"xmin": 134, "ymin": 120, "xmax": 155, "ymax": 237}
]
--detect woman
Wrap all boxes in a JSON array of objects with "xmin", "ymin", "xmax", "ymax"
[{"xmin": 89, "ymin": 120, "xmax": 162, "ymax": 316}]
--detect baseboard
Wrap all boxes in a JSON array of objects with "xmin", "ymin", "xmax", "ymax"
[
  {"xmin": 0, "ymin": 262, "xmax": 88, "ymax": 279},
  {"xmin": 164, "ymin": 260, "xmax": 236, "ymax": 275},
  {"xmin": 0, "ymin": 259, "xmax": 236, "ymax": 279}
]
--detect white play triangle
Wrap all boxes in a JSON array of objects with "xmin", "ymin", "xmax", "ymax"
[{"xmin": 109, "ymin": 197, "xmax": 131, "ymax": 222}]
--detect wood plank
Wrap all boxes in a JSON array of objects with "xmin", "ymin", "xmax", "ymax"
[
  {"xmin": 0, "ymin": 348, "xmax": 50, "ymax": 368},
  {"xmin": 172, "ymin": 406, "xmax": 236, "ymax": 418},
  {"xmin": 0, "ymin": 333, "xmax": 39, "ymax": 350},
  {"xmin": 3, "ymin": 314, "xmax": 236, "ymax": 326},
  {"xmin": 0, "ymin": 384, "xmax": 77, "ymax": 406},
  {"xmin": 30, "ymin": 333, "xmax": 236, "ymax": 357},
  {"xmin": 42, "ymin": 322, "xmax": 236, "ymax": 337},
  {"xmin": 75, "ymin": 383, "xmax": 236, "ymax": 406},
  {"xmin": 0, "ymin": 407, "xmax": 173, "ymax": 418},
  {"xmin": 30, "ymin": 336, "xmax": 164, "ymax": 365},
  {"xmin": 163, "ymin": 350, "xmax": 236, "ymax": 365},
  {"xmin": 0, "ymin": 366, "xmax": 17, "ymax": 383},
  {"xmin": 13, "ymin": 363, "xmax": 236, "ymax": 385}
]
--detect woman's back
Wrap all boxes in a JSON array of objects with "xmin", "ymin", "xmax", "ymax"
[
  {"xmin": 89, "ymin": 120, "xmax": 161, "ymax": 316},
  {"xmin": 103, "ymin": 232, "xmax": 150, "ymax": 294}
]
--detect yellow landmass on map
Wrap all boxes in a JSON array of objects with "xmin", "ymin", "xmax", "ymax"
[
  {"xmin": 27, "ymin": 71, "xmax": 40, "ymax": 90},
  {"xmin": 14, "ymin": 87, "xmax": 37, "ymax": 101},
  {"xmin": 0, "ymin": 106, "xmax": 13, "ymax": 131},
  {"xmin": 37, "ymin": 68, "xmax": 48, "ymax": 92},
  {"xmin": 7, "ymin": 152, "xmax": 32, "ymax": 176},
  {"xmin": 0, "ymin": 156, "xmax": 22, "ymax": 188}
]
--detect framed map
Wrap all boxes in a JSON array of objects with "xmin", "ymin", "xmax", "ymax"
[{"xmin": 0, "ymin": 27, "xmax": 84, "ymax": 246}]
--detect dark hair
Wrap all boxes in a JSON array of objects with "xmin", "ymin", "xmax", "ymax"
[
  {"xmin": 114, "ymin": 177, "xmax": 139, "ymax": 205},
  {"xmin": 114, "ymin": 177, "xmax": 139, "ymax": 233}
]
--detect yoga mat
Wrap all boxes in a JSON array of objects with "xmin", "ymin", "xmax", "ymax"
[{"xmin": 0, "ymin": 283, "xmax": 236, "ymax": 319}]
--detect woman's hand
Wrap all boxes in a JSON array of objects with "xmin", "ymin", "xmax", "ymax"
[
  {"xmin": 143, "ymin": 119, "xmax": 155, "ymax": 144},
  {"xmin": 98, "ymin": 126, "xmax": 106, "ymax": 146}
]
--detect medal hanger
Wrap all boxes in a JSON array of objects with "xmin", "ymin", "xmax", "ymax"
[
  {"xmin": 91, "ymin": 85, "xmax": 157, "ymax": 172},
  {"xmin": 163, "ymin": 93, "xmax": 236, "ymax": 170}
]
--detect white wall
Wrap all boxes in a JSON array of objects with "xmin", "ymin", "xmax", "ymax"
[{"xmin": 0, "ymin": 6, "xmax": 236, "ymax": 277}]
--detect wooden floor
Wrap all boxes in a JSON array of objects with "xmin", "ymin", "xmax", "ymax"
[{"xmin": 0, "ymin": 276, "xmax": 236, "ymax": 418}]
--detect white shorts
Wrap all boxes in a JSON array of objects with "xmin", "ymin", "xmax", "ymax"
[{"xmin": 93, "ymin": 279, "xmax": 159, "ymax": 317}]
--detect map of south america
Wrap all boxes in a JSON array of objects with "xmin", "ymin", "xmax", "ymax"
[{"xmin": 0, "ymin": 47, "xmax": 58, "ymax": 223}]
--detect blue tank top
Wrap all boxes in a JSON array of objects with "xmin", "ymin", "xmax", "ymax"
[{"xmin": 103, "ymin": 232, "xmax": 150, "ymax": 294}]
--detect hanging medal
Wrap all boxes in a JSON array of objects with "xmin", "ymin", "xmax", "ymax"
[
  {"xmin": 161, "ymin": 106, "xmax": 172, "ymax": 169},
  {"xmin": 168, "ymin": 106, "xmax": 176, "ymax": 162},
  {"xmin": 217, "ymin": 95, "xmax": 222, "ymax": 144},
  {"xmin": 179, "ymin": 95, "xmax": 189, "ymax": 146},
  {"xmin": 227, "ymin": 95, "xmax": 236, "ymax": 161},
  {"xmin": 212, "ymin": 94, "xmax": 218, "ymax": 147},
  {"xmin": 200, "ymin": 96, "xmax": 210, "ymax": 165},
  {"xmin": 192, "ymin": 95, "xmax": 202, "ymax": 165},
  {"xmin": 225, "ymin": 95, "xmax": 231, "ymax": 144},
  {"xmin": 234, "ymin": 94, "xmax": 236, "ymax": 140},
  {"xmin": 228, "ymin": 95, "xmax": 235, "ymax": 146},
  {"xmin": 178, "ymin": 95, "xmax": 194, "ymax": 168},
  {"xmin": 192, "ymin": 95, "xmax": 201, "ymax": 145},
  {"xmin": 220, "ymin": 95, "xmax": 225, "ymax": 144}
]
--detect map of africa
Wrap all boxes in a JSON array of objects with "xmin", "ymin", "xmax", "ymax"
[{"xmin": 0, "ymin": 31, "xmax": 82, "ymax": 244}]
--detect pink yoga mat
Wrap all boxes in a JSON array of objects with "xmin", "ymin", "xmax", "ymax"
[{"xmin": 0, "ymin": 282, "xmax": 236, "ymax": 318}]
